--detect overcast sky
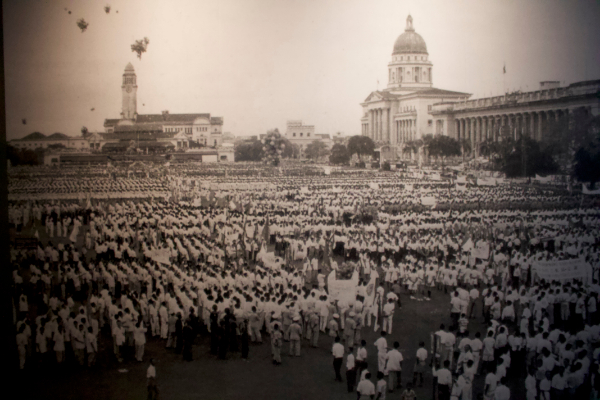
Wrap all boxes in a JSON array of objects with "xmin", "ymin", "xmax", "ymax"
[{"xmin": 4, "ymin": 0, "xmax": 600, "ymax": 140}]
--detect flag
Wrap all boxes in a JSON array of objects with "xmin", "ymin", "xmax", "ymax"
[{"xmin": 262, "ymin": 215, "xmax": 270, "ymax": 243}]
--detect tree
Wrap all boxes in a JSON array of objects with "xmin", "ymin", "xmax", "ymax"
[
  {"xmin": 545, "ymin": 110, "xmax": 600, "ymax": 173},
  {"xmin": 329, "ymin": 143, "xmax": 350, "ymax": 165},
  {"xmin": 262, "ymin": 129, "xmax": 287, "ymax": 166},
  {"xmin": 573, "ymin": 145, "xmax": 600, "ymax": 189},
  {"xmin": 572, "ymin": 115, "xmax": 600, "ymax": 189},
  {"xmin": 347, "ymin": 135, "xmax": 375, "ymax": 160},
  {"xmin": 501, "ymin": 135, "xmax": 558, "ymax": 178},
  {"xmin": 281, "ymin": 138, "xmax": 299, "ymax": 159},
  {"xmin": 426, "ymin": 135, "xmax": 461, "ymax": 167},
  {"xmin": 234, "ymin": 138, "xmax": 264, "ymax": 162},
  {"xmin": 304, "ymin": 140, "xmax": 329, "ymax": 161},
  {"xmin": 131, "ymin": 37, "xmax": 150, "ymax": 59},
  {"xmin": 81, "ymin": 126, "xmax": 89, "ymax": 136}
]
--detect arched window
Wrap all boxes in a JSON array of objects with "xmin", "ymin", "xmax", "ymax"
[{"xmin": 300, "ymin": 132, "xmax": 303, "ymax": 137}]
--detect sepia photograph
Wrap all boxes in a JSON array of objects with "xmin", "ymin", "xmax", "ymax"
[{"xmin": 2, "ymin": 0, "xmax": 600, "ymax": 399}]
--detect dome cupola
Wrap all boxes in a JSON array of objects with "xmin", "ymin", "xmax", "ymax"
[{"xmin": 392, "ymin": 15, "xmax": 428, "ymax": 55}]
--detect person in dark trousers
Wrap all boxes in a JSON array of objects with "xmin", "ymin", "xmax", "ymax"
[
  {"xmin": 332, "ymin": 336, "xmax": 344, "ymax": 382},
  {"xmin": 218, "ymin": 320, "xmax": 229, "ymax": 360},
  {"xmin": 147, "ymin": 358, "xmax": 158, "ymax": 400},
  {"xmin": 210, "ymin": 306, "xmax": 219, "ymax": 355},
  {"xmin": 346, "ymin": 346, "xmax": 357, "ymax": 393},
  {"xmin": 175, "ymin": 313, "xmax": 183, "ymax": 354},
  {"xmin": 241, "ymin": 317, "xmax": 250, "ymax": 360},
  {"xmin": 229, "ymin": 313, "xmax": 239, "ymax": 352},
  {"xmin": 182, "ymin": 319, "xmax": 194, "ymax": 361}
]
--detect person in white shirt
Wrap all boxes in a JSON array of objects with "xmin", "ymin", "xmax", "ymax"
[
  {"xmin": 433, "ymin": 360, "xmax": 452, "ymax": 400},
  {"xmin": 494, "ymin": 377, "xmax": 510, "ymax": 400},
  {"xmin": 147, "ymin": 358, "xmax": 158, "ymax": 400},
  {"xmin": 484, "ymin": 364, "xmax": 498, "ymax": 400},
  {"xmin": 413, "ymin": 341, "xmax": 428, "ymax": 387},
  {"xmin": 374, "ymin": 331, "xmax": 388, "ymax": 372},
  {"xmin": 346, "ymin": 346, "xmax": 357, "ymax": 393},
  {"xmin": 332, "ymin": 337, "xmax": 345, "ymax": 382},
  {"xmin": 356, "ymin": 372, "xmax": 375, "ymax": 400},
  {"xmin": 385, "ymin": 341, "xmax": 403, "ymax": 392}
]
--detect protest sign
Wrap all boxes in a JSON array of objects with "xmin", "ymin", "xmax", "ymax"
[
  {"xmin": 472, "ymin": 241, "xmax": 490, "ymax": 259},
  {"xmin": 582, "ymin": 184, "xmax": 600, "ymax": 195},
  {"xmin": 421, "ymin": 196, "xmax": 437, "ymax": 207},
  {"xmin": 477, "ymin": 177, "xmax": 496, "ymax": 186},
  {"xmin": 327, "ymin": 270, "xmax": 359, "ymax": 304},
  {"xmin": 531, "ymin": 258, "xmax": 592, "ymax": 283}
]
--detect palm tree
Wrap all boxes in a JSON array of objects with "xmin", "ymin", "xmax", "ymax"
[{"xmin": 460, "ymin": 139, "xmax": 472, "ymax": 164}]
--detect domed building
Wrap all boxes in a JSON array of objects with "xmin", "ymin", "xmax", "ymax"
[{"xmin": 361, "ymin": 15, "xmax": 470, "ymax": 161}]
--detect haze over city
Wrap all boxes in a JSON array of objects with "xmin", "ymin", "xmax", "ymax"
[{"xmin": 3, "ymin": 0, "xmax": 600, "ymax": 140}]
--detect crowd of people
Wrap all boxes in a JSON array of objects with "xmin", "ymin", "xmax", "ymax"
[{"xmin": 9, "ymin": 161, "xmax": 600, "ymax": 399}]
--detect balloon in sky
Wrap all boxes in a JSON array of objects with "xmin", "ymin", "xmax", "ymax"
[{"xmin": 77, "ymin": 18, "xmax": 89, "ymax": 32}]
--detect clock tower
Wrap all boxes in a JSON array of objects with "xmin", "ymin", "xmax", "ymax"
[{"xmin": 121, "ymin": 62, "xmax": 137, "ymax": 120}]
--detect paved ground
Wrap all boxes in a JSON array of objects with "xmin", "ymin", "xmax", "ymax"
[{"xmin": 11, "ymin": 222, "xmax": 525, "ymax": 400}]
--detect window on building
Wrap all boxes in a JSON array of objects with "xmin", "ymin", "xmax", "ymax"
[
  {"xmin": 307, "ymin": 133, "xmax": 310, "ymax": 137},
  {"xmin": 428, "ymin": 105, "xmax": 432, "ymax": 111},
  {"xmin": 428, "ymin": 120, "xmax": 432, "ymax": 127},
  {"xmin": 407, "ymin": 56, "xmax": 410, "ymax": 61},
  {"xmin": 214, "ymin": 140, "xmax": 217, "ymax": 147},
  {"xmin": 300, "ymin": 132, "xmax": 303, "ymax": 137},
  {"xmin": 293, "ymin": 133, "xmax": 296, "ymax": 137}
]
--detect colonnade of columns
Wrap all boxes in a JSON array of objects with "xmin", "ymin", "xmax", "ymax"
[
  {"xmin": 364, "ymin": 108, "xmax": 390, "ymax": 143},
  {"xmin": 394, "ymin": 118, "xmax": 417, "ymax": 144},
  {"xmin": 453, "ymin": 106, "xmax": 592, "ymax": 156}
]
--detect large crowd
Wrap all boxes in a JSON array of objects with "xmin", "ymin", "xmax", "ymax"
[{"xmin": 9, "ymin": 162, "xmax": 600, "ymax": 400}]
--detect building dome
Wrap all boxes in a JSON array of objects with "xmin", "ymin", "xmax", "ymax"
[
  {"xmin": 124, "ymin": 62, "xmax": 135, "ymax": 72},
  {"xmin": 392, "ymin": 15, "xmax": 428, "ymax": 55}
]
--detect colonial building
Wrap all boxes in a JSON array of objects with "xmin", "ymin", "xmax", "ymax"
[
  {"xmin": 431, "ymin": 80, "xmax": 600, "ymax": 156},
  {"xmin": 102, "ymin": 63, "xmax": 226, "ymax": 152},
  {"xmin": 10, "ymin": 132, "xmax": 91, "ymax": 151},
  {"xmin": 361, "ymin": 15, "xmax": 470, "ymax": 160},
  {"xmin": 362, "ymin": 16, "xmax": 600, "ymax": 161},
  {"xmin": 284, "ymin": 120, "xmax": 333, "ymax": 157}
]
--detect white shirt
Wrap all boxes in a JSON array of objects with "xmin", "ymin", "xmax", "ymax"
[
  {"xmin": 375, "ymin": 337, "xmax": 387, "ymax": 353},
  {"xmin": 385, "ymin": 349, "xmax": 403, "ymax": 371},
  {"xmin": 332, "ymin": 342, "xmax": 345, "ymax": 358},
  {"xmin": 147, "ymin": 364, "xmax": 156, "ymax": 378}
]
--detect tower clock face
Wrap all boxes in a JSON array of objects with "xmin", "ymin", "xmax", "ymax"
[{"xmin": 126, "ymin": 86, "xmax": 132, "ymax": 93}]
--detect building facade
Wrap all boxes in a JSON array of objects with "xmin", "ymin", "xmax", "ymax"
[
  {"xmin": 362, "ymin": 16, "xmax": 600, "ymax": 161},
  {"xmin": 361, "ymin": 15, "xmax": 470, "ymax": 160},
  {"xmin": 431, "ymin": 80, "xmax": 600, "ymax": 156},
  {"xmin": 10, "ymin": 132, "xmax": 91, "ymax": 151},
  {"xmin": 284, "ymin": 120, "xmax": 333, "ymax": 157},
  {"xmin": 103, "ymin": 63, "xmax": 226, "ymax": 153}
]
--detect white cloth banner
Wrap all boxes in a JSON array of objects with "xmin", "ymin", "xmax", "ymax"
[
  {"xmin": 421, "ymin": 196, "xmax": 437, "ymax": 207},
  {"xmin": 472, "ymin": 241, "xmax": 490, "ymax": 259},
  {"xmin": 582, "ymin": 184, "xmax": 600, "ymax": 195},
  {"xmin": 531, "ymin": 258, "xmax": 592, "ymax": 283},
  {"xmin": 456, "ymin": 176, "xmax": 467, "ymax": 184},
  {"xmin": 535, "ymin": 174, "xmax": 552, "ymax": 184},
  {"xmin": 327, "ymin": 270, "xmax": 359, "ymax": 304},
  {"xmin": 323, "ymin": 166, "xmax": 332, "ymax": 175},
  {"xmin": 477, "ymin": 177, "xmax": 497, "ymax": 186},
  {"xmin": 430, "ymin": 173, "xmax": 442, "ymax": 181},
  {"xmin": 369, "ymin": 182, "xmax": 380, "ymax": 190}
]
